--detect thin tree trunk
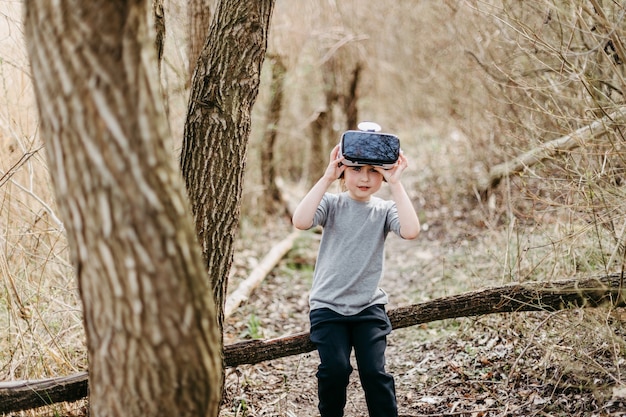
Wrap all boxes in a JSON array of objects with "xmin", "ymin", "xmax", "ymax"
[
  {"xmin": 344, "ymin": 62, "xmax": 362, "ymax": 130},
  {"xmin": 153, "ymin": 0, "xmax": 165, "ymax": 69},
  {"xmin": 180, "ymin": 0, "xmax": 275, "ymax": 340},
  {"xmin": 308, "ymin": 110, "xmax": 329, "ymax": 187},
  {"xmin": 260, "ymin": 54, "xmax": 288, "ymax": 216},
  {"xmin": 24, "ymin": 1, "xmax": 222, "ymax": 416}
]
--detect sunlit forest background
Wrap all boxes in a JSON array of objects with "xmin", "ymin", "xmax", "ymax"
[{"xmin": 1, "ymin": 0, "xmax": 626, "ymax": 415}]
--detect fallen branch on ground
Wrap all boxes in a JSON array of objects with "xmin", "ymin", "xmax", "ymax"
[
  {"xmin": 224, "ymin": 229, "xmax": 302, "ymax": 318},
  {"xmin": 1, "ymin": 273, "xmax": 624, "ymax": 413},
  {"xmin": 0, "ymin": 372, "xmax": 88, "ymax": 414},
  {"xmin": 224, "ymin": 273, "xmax": 625, "ymax": 366}
]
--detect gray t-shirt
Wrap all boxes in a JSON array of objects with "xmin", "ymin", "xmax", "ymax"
[{"xmin": 308, "ymin": 192, "xmax": 402, "ymax": 316}]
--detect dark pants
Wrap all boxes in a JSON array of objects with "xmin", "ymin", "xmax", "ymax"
[{"xmin": 309, "ymin": 305, "xmax": 398, "ymax": 417}]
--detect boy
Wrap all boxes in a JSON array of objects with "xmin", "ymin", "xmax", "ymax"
[{"xmin": 293, "ymin": 144, "xmax": 420, "ymax": 417}]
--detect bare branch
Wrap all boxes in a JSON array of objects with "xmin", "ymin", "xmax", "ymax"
[{"xmin": 478, "ymin": 107, "xmax": 626, "ymax": 192}]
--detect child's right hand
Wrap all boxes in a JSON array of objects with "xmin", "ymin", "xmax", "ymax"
[{"xmin": 324, "ymin": 145, "xmax": 346, "ymax": 180}]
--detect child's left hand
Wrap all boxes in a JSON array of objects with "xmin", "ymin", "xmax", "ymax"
[{"xmin": 375, "ymin": 151, "xmax": 409, "ymax": 184}]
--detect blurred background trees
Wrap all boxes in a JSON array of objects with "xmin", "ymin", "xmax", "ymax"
[{"xmin": 246, "ymin": 0, "xmax": 626, "ymax": 277}]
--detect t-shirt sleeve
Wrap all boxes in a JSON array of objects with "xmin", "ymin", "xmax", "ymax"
[
  {"xmin": 312, "ymin": 193, "xmax": 334, "ymax": 228},
  {"xmin": 386, "ymin": 201, "xmax": 402, "ymax": 237}
]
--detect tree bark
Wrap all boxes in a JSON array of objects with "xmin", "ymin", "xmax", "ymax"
[
  {"xmin": 180, "ymin": 0, "xmax": 275, "ymax": 336},
  {"xmin": 2, "ymin": 273, "xmax": 624, "ymax": 413},
  {"xmin": 24, "ymin": 1, "xmax": 222, "ymax": 416}
]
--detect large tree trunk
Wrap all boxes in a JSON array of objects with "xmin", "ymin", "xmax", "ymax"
[
  {"xmin": 180, "ymin": 0, "xmax": 275, "ymax": 335},
  {"xmin": 24, "ymin": 1, "xmax": 222, "ymax": 416}
]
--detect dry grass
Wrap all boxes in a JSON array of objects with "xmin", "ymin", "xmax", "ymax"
[{"xmin": 0, "ymin": 3, "xmax": 85, "ymax": 390}]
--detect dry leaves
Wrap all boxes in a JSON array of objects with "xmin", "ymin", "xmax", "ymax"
[{"xmin": 220, "ymin": 221, "xmax": 626, "ymax": 417}]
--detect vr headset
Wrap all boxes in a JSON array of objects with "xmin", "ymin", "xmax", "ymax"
[{"xmin": 338, "ymin": 123, "xmax": 400, "ymax": 170}]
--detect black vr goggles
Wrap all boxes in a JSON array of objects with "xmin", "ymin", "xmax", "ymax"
[{"xmin": 338, "ymin": 122, "xmax": 400, "ymax": 169}]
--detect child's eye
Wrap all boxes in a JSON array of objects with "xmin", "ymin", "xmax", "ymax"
[
  {"xmin": 369, "ymin": 168, "xmax": 378, "ymax": 173},
  {"xmin": 352, "ymin": 166, "xmax": 362, "ymax": 172}
]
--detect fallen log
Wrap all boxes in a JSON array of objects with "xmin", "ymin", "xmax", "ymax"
[
  {"xmin": 2, "ymin": 273, "xmax": 624, "ymax": 413},
  {"xmin": 0, "ymin": 372, "xmax": 88, "ymax": 413},
  {"xmin": 478, "ymin": 107, "xmax": 626, "ymax": 192},
  {"xmin": 224, "ymin": 273, "xmax": 626, "ymax": 366}
]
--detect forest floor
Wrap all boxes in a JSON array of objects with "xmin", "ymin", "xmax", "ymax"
[
  {"xmin": 219, "ymin": 176, "xmax": 626, "ymax": 417},
  {"xmin": 9, "ymin": 151, "xmax": 626, "ymax": 417}
]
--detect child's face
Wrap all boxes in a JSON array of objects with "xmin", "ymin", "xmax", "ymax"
[{"xmin": 343, "ymin": 165, "xmax": 383, "ymax": 201}]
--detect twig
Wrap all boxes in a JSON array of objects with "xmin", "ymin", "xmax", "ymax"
[
  {"xmin": 0, "ymin": 146, "xmax": 44, "ymax": 189},
  {"xmin": 4, "ymin": 175, "xmax": 63, "ymax": 229},
  {"xmin": 478, "ymin": 107, "xmax": 626, "ymax": 192},
  {"xmin": 0, "ymin": 146, "xmax": 64, "ymax": 229},
  {"xmin": 507, "ymin": 311, "xmax": 560, "ymax": 384}
]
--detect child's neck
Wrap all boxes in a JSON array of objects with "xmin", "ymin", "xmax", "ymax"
[{"xmin": 346, "ymin": 191, "xmax": 372, "ymax": 202}]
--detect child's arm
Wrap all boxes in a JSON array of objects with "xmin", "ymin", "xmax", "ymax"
[
  {"xmin": 388, "ymin": 181, "xmax": 421, "ymax": 240},
  {"xmin": 292, "ymin": 145, "xmax": 345, "ymax": 230},
  {"xmin": 377, "ymin": 153, "xmax": 421, "ymax": 240}
]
